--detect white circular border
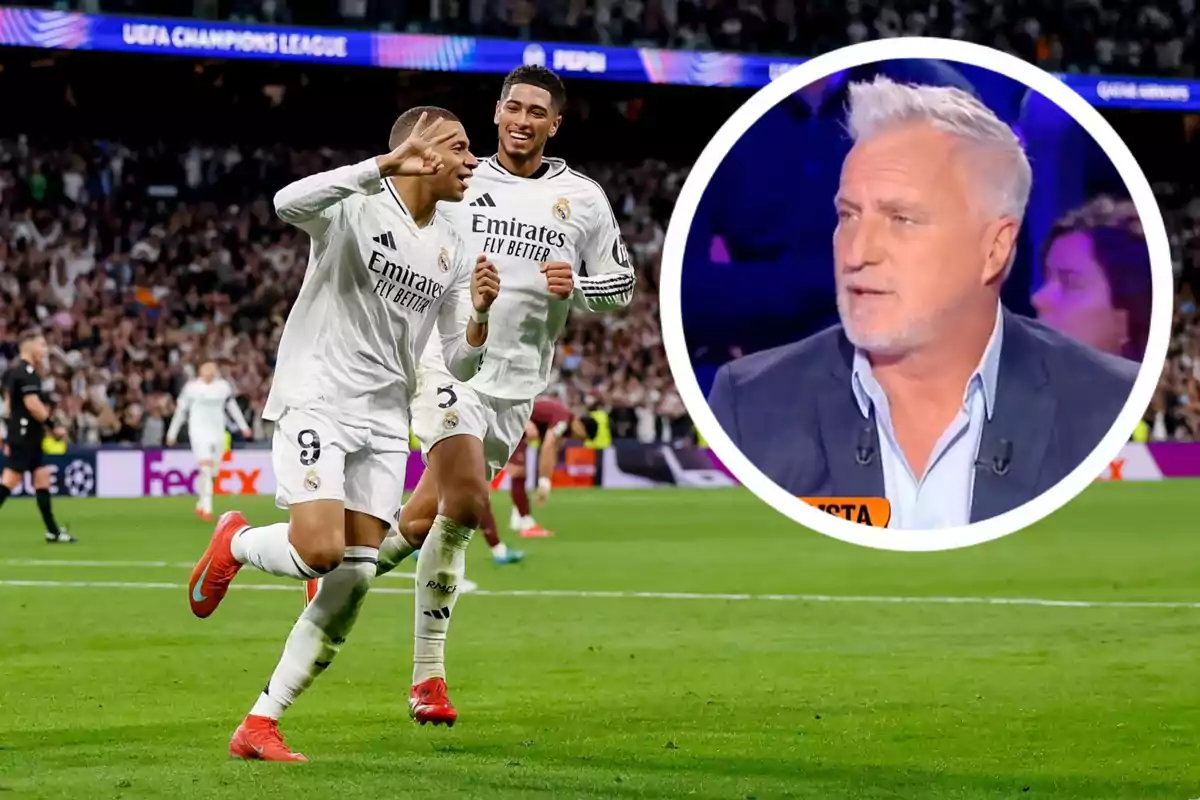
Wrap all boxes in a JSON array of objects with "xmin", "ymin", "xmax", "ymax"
[{"xmin": 660, "ymin": 37, "xmax": 1173, "ymax": 552}]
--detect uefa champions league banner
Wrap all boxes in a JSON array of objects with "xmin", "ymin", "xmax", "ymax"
[
  {"xmin": 92, "ymin": 448, "xmax": 277, "ymax": 498},
  {"xmin": 594, "ymin": 442, "xmax": 739, "ymax": 489},
  {"xmin": 0, "ymin": 452, "xmax": 99, "ymax": 498},
  {"xmin": 91, "ymin": 447, "xmax": 431, "ymax": 497},
  {"xmin": 1, "ymin": 6, "xmax": 1198, "ymax": 110},
  {"xmin": 1104, "ymin": 442, "xmax": 1200, "ymax": 482}
]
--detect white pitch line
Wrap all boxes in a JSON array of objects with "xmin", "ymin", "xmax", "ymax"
[
  {"xmin": 2, "ymin": 559, "xmax": 204, "ymax": 569},
  {"xmin": 1, "ymin": 558, "xmax": 417, "ymax": 581},
  {"xmin": 1, "ymin": 579, "xmax": 1198, "ymax": 609}
]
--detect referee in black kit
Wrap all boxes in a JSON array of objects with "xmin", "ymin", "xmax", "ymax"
[{"xmin": 1, "ymin": 330, "xmax": 77, "ymax": 543}]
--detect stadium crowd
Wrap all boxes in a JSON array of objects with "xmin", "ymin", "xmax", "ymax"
[
  {"xmin": 1155, "ymin": 182, "xmax": 1200, "ymax": 440},
  {"xmin": 0, "ymin": 135, "xmax": 691, "ymax": 447},
  {"xmin": 26, "ymin": 0, "xmax": 1200, "ymax": 76}
]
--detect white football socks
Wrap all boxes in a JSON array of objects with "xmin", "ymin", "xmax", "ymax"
[
  {"xmin": 509, "ymin": 511, "xmax": 536, "ymax": 531},
  {"xmin": 376, "ymin": 532, "xmax": 417, "ymax": 577},
  {"xmin": 231, "ymin": 523, "xmax": 320, "ymax": 580},
  {"xmin": 250, "ymin": 546, "xmax": 377, "ymax": 720},
  {"xmin": 197, "ymin": 464, "xmax": 214, "ymax": 514},
  {"xmin": 413, "ymin": 515, "xmax": 473, "ymax": 684}
]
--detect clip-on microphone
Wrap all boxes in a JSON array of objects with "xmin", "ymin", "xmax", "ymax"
[
  {"xmin": 855, "ymin": 425, "xmax": 876, "ymax": 466},
  {"xmin": 976, "ymin": 439, "xmax": 1013, "ymax": 476}
]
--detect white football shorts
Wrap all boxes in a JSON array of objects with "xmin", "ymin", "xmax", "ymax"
[
  {"xmin": 271, "ymin": 405, "xmax": 409, "ymax": 527},
  {"xmin": 189, "ymin": 433, "xmax": 223, "ymax": 464},
  {"xmin": 410, "ymin": 370, "xmax": 533, "ymax": 481}
]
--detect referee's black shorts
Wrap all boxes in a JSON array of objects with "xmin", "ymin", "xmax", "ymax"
[{"xmin": 2, "ymin": 440, "xmax": 44, "ymax": 475}]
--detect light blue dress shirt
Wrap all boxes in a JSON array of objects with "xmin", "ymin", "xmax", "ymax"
[{"xmin": 850, "ymin": 305, "xmax": 1004, "ymax": 529}]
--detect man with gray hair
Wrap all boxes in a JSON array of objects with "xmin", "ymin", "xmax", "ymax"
[{"xmin": 707, "ymin": 76, "xmax": 1140, "ymax": 530}]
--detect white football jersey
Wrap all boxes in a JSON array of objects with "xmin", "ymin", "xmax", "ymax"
[
  {"xmin": 419, "ymin": 155, "xmax": 635, "ymax": 400},
  {"xmin": 167, "ymin": 378, "xmax": 249, "ymax": 442},
  {"xmin": 264, "ymin": 158, "xmax": 485, "ymax": 437}
]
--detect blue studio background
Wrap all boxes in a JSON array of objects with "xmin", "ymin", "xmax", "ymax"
[{"xmin": 681, "ymin": 58, "xmax": 1126, "ymax": 396}]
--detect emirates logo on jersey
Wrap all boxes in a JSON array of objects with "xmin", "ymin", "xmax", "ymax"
[
  {"xmin": 470, "ymin": 214, "xmax": 568, "ymax": 263},
  {"xmin": 367, "ymin": 251, "xmax": 447, "ymax": 314}
]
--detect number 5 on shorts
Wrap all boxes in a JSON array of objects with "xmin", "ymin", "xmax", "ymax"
[
  {"xmin": 298, "ymin": 428, "xmax": 321, "ymax": 466},
  {"xmin": 437, "ymin": 385, "xmax": 458, "ymax": 409}
]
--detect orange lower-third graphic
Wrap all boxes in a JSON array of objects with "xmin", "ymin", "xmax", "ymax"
[{"xmin": 799, "ymin": 498, "xmax": 891, "ymax": 528}]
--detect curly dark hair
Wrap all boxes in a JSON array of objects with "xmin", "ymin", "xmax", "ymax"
[{"xmin": 501, "ymin": 65, "xmax": 566, "ymax": 111}]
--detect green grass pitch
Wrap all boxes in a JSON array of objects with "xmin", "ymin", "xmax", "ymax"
[{"xmin": 1, "ymin": 483, "xmax": 1198, "ymax": 799}]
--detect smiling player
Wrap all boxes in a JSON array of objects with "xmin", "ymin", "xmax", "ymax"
[
  {"xmin": 186, "ymin": 109, "xmax": 500, "ymax": 762},
  {"xmin": 305, "ymin": 66, "xmax": 636, "ymax": 727}
]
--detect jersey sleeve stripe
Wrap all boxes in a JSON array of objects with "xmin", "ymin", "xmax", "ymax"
[
  {"xmin": 584, "ymin": 288, "xmax": 634, "ymax": 301},
  {"xmin": 581, "ymin": 278, "xmax": 635, "ymax": 298},
  {"xmin": 567, "ymin": 169, "xmax": 619, "ymax": 228},
  {"xmin": 581, "ymin": 273, "xmax": 636, "ymax": 289}
]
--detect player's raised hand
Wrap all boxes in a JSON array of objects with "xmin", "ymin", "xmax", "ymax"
[
  {"xmin": 540, "ymin": 261, "xmax": 574, "ymax": 300},
  {"xmin": 471, "ymin": 255, "xmax": 500, "ymax": 312},
  {"xmin": 379, "ymin": 112, "xmax": 458, "ymax": 177}
]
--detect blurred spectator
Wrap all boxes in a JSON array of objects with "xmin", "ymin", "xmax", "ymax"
[{"xmin": 1032, "ymin": 195, "xmax": 1152, "ymax": 362}]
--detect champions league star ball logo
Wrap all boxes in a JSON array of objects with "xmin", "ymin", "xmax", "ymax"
[
  {"xmin": 552, "ymin": 197, "xmax": 571, "ymax": 222},
  {"xmin": 62, "ymin": 459, "xmax": 95, "ymax": 497},
  {"xmin": 438, "ymin": 248, "xmax": 450, "ymax": 273}
]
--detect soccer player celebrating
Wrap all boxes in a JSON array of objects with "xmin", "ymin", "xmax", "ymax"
[
  {"xmin": 0, "ymin": 330, "xmax": 76, "ymax": 543},
  {"xmin": 186, "ymin": 108, "xmax": 499, "ymax": 762},
  {"xmin": 165, "ymin": 360, "xmax": 252, "ymax": 521},
  {"xmin": 370, "ymin": 66, "xmax": 635, "ymax": 726},
  {"xmin": 506, "ymin": 396, "xmax": 599, "ymax": 538}
]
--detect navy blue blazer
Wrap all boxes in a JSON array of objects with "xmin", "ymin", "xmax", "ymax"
[{"xmin": 707, "ymin": 309, "xmax": 1141, "ymax": 523}]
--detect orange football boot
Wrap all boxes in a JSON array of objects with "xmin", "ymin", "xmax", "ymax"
[
  {"xmin": 519, "ymin": 523, "xmax": 554, "ymax": 538},
  {"xmin": 229, "ymin": 715, "xmax": 308, "ymax": 762},
  {"xmin": 196, "ymin": 507, "xmax": 213, "ymax": 522},
  {"xmin": 188, "ymin": 510, "xmax": 249, "ymax": 618},
  {"xmin": 410, "ymin": 677, "xmax": 458, "ymax": 727}
]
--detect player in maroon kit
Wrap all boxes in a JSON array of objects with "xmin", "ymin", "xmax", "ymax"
[{"xmin": 506, "ymin": 397, "xmax": 599, "ymax": 538}]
